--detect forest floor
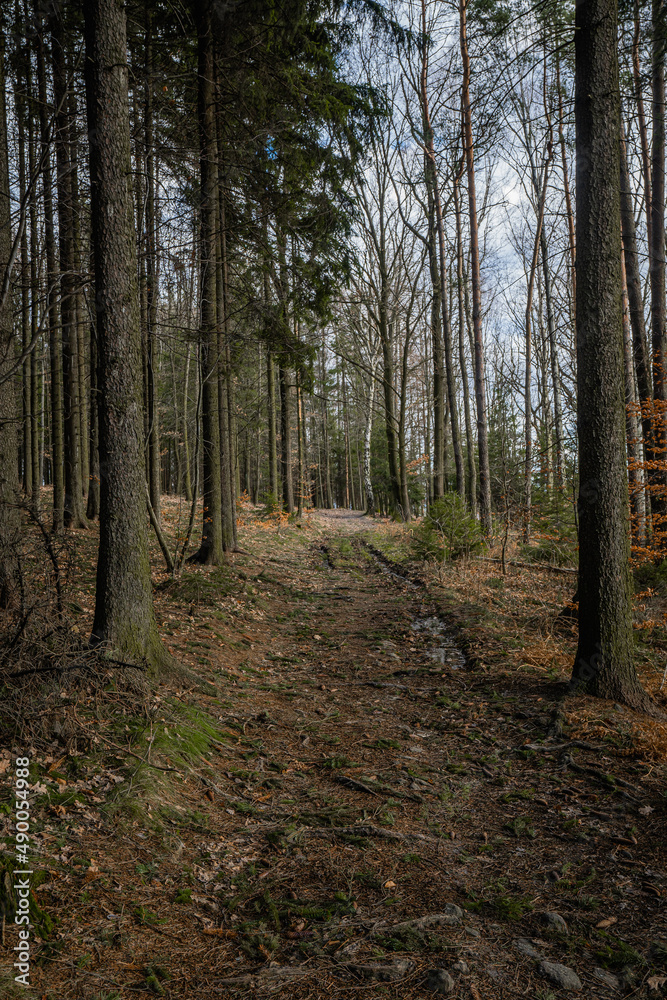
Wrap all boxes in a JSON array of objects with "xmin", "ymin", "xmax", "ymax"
[{"xmin": 2, "ymin": 501, "xmax": 667, "ymax": 999}]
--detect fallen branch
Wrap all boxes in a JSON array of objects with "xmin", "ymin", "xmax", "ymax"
[
  {"xmin": 8, "ymin": 656, "xmax": 146, "ymax": 680},
  {"xmin": 334, "ymin": 775, "xmax": 380, "ymax": 796},
  {"xmin": 522, "ymin": 740, "xmax": 598, "ymax": 753},
  {"xmin": 287, "ymin": 825, "xmax": 407, "ymax": 842},
  {"xmin": 563, "ymin": 754, "xmax": 640, "ymax": 800}
]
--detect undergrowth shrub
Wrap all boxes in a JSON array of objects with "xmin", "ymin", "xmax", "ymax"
[
  {"xmin": 413, "ymin": 494, "xmax": 484, "ymax": 563},
  {"xmin": 518, "ymin": 519, "xmax": 578, "ymax": 568},
  {"xmin": 633, "ymin": 559, "xmax": 667, "ymax": 595}
]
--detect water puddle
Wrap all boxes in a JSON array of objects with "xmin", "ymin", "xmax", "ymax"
[
  {"xmin": 365, "ymin": 543, "xmax": 467, "ymax": 670},
  {"xmin": 410, "ymin": 617, "xmax": 466, "ymax": 669}
]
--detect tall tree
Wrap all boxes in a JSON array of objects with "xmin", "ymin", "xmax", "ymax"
[
  {"xmin": 460, "ymin": 0, "xmax": 492, "ymax": 534},
  {"xmin": 0, "ymin": 27, "xmax": 20, "ymax": 606},
  {"xmin": 52, "ymin": 0, "xmax": 87, "ymax": 528},
  {"xmin": 190, "ymin": 0, "xmax": 224, "ymax": 563},
  {"xmin": 651, "ymin": 0, "xmax": 667, "ymax": 528},
  {"xmin": 570, "ymin": 0, "xmax": 649, "ymax": 707},
  {"xmin": 84, "ymin": 0, "xmax": 171, "ymax": 672},
  {"xmin": 35, "ymin": 2, "xmax": 64, "ymax": 531}
]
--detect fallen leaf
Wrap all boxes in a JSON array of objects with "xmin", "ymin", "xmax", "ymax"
[
  {"xmin": 596, "ymin": 916, "xmax": 617, "ymax": 929},
  {"xmin": 648, "ymin": 976, "xmax": 667, "ymax": 990},
  {"xmin": 383, "ymin": 880, "xmax": 396, "ymax": 889},
  {"xmin": 639, "ymin": 805, "xmax": 654, "ymax": 816}
]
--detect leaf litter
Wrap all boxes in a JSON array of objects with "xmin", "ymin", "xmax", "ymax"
[{"xmin": 0, "ymin": 502, "xmax": 665, "ymax": 998}]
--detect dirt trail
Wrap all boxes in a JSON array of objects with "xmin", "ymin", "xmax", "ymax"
[{"xmin": 13, "ymin": 512, "xmax": 667, "ymax": 999}]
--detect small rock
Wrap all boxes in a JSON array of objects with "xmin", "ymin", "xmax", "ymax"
[
  {"xmin": 485, "ymin": 966, "xmax": 502, "ymax": 981},
  {"xmin": 464, "ymin": 925, "xmax": 481, "ymax": 939},
  {"xmin": 424, "ymin": 969, "xmax": 455, "ymax": 994},
  {"xmin": 539, "ymin": 960, "xmax": 582, "ymax": 991},
  {"xmin": 593, "ymin": 967, "xmax": 620, "ymax": 989},
  {"xmin": 383, "ymin": 906, "xmax": 463, "ymax": 937},
  {"xmin": 347, "ymin": 960, "xmax": 413, "ymax": 983},
  {"xmin": 452, "ymin": 960, "xmax": 469, "ymax": 974},
  {"xmin": 540, "ymin": 911, "xmax": 569, "ymax": 934},
  {"xmin": 514, "ymin": 938, "xmax": 542, "ymax": 959}
]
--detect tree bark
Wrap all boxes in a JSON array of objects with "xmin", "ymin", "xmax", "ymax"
[
  {"xmin": 52, "ymin": 2, "xmax": 87, "ymax": 528},
  {"xmin": 190, "ymin": 1, "xmax": 223, "ymax": 564},
  {"xmin": 15, "ymin": 69, "xmax": 32, "ymax": 497},
  {"xmin": 267, "ymin": 347, "xmax": 278, "ymax": 501},
  {"xmin": 556, "ymin": 50, "xmax": 576, "ymax": 320},
  {"xmin": 523, "ymin": 158, "xmax": 550, "ymax": 542},
  {"xmin": 633, "ymin": 0, "xmax": 653, "ymax": 257},
  {"xmin": 363, "ymin": 358, "xmax": 377, "ymax": 514},
  {"xmin": 144, "ymin": 6, "xmax": 161, "ymax": 523},
  {"xmin": 571, "ymin": 0, "xmax": 649, "ymax": 707},
  {"xmin": 454, "ymin": 169, "xmax": 477, "ymax": 517},
  {"xmin": 84, "ymin": 0, "xmax": 170, "ymax": 671},
  {"xmin": 651, "ymin": 0, "xmax": 667, "ymax": 524},
  {"xmin": 35, "ymin": 4, "xmax": 64, "ymax": 532},
  {"xmin": 620, "ymin": 118, "xmax": 653, "ymax": 528},
  {"xmin": 26, "ymin": 54, "xmax": 40, "ymax": 504},
  {"xmin": 460, "ymin": 0, "xmax": 492, "ymax": 534},
  {"xmin": 216, "ymin": 177, "xmax": 234, "ymax": 551},
  {"xmin": 0, "ymin": 31, "xmax": 20, "ymax": 606},
  {"xmin": 622, "ymin": 254, "xmax": 646, "ymax": 546},
  {"xmin": 279, "ymin": 363, "xmax": 294, "ymax": 512},
  {"xmin": 419, "ymin": 8, "xmax": 464, "ymax": 500}
]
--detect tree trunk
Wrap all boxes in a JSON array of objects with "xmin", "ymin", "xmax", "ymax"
[
  {"xmin": 86, "ymin": 309, "xmax": 100, "ymax": 520},
  {"xmin": 651, "ymin": 0, "xmax": 667, "ymax": 525},
  {"xmin": 454, "ymin": 170, "xmax": 477, "ymax": 517},
  {"xmin": 215, "ymin": 142, "xmax": 237, "ymax": 549},
  {"xmin": 523, "ymin": 158, "xmax": 550, "ymax": 542},
  {"xmin": 460, "ymin": 0, "xmax": 492, "ymax": 534},
  {"xmin": 297, "ymin": 369, "xmax": 305, "ymax": 515},
  {"xmin": 380, "ymin": 319, "xmax": 402, "ymax": 514},
  {"xmin": 556, "ymin": 50, "xmax": 576, "ymax": 320},
  {"xmin": 0, "ymin": 31, "xmax": 20, "ymax": 606},
  {"xmin": 15, "ymin": 71, "xmax": 32, "ymax": 497},
  {"xmin": 182, "ymin": 341, "xmax": 192, "ymax": 502},
  {"xmin": 83, "ymin": 0, "xmax": 171, "ymax": 671},
  {"xmin": 216, "ymin": 183, "xmax": 234, "ymax": 551},
  {"xmin": 399, "ymin": 320, "xmax": 412, "ymax": 521},
  {"xmin": 419, "ymin": 5, "xmax": 464, "ymax": 500},
  {"xmin": 144, "ymin": 7, "xmax": 161, "ymax": 523},
  {"xmin": 267, "ymin": 347, "xmax": 278, "ymax": 500},
  {"xmin": 321, "ymin": 330, "xmax": 332, "ymax": 507},
  {"xmin": 622, "ymin": 254, "xmax": 646, "ymax": 546},
  {"xmin": 633, "ymin": 0, "xmax": 653, "ymax": 257},
  {"xmin": 420, "ymin": 44, "xmax": 445, "ymax": 497},
  {"xmin": 27, "ymin": 55, "xmax": 40, "ymax": 504},
  {"xmin": 65, "ymin": 49, "xmax": 88, "ymax": 503},
  {"xmin": 279, "ymin": 363, "xmax": 294, "ymax": 512},
  {"xmin": 52, "ymin": 3, "xmax": 87, "ymax": 528},
  {"xmin": 363, "ymin": 360, "xmax": 377, "ymax": 514},
  {"xmin": 35, "ymin": 4, "xmax": 64, "ymax": 532},
  {"xmin": 190, "ymin": 1, "xmax": 223, "ymax": 564},
  {"xmin": 620, "ymin": 118, "xmax": 654, "ymax": 529},
  {"xmin": 570, "ymin": 0, "xmax": 649, "ymax": 707}
]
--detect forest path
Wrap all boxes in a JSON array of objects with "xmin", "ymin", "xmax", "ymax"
[
  {"xmin": 306, "ymin": 507, "xmax": 373, "ymax": 532},
  {"xmin": 30, "ymin": 512, "xmax": 666, "ymax": 999}
]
